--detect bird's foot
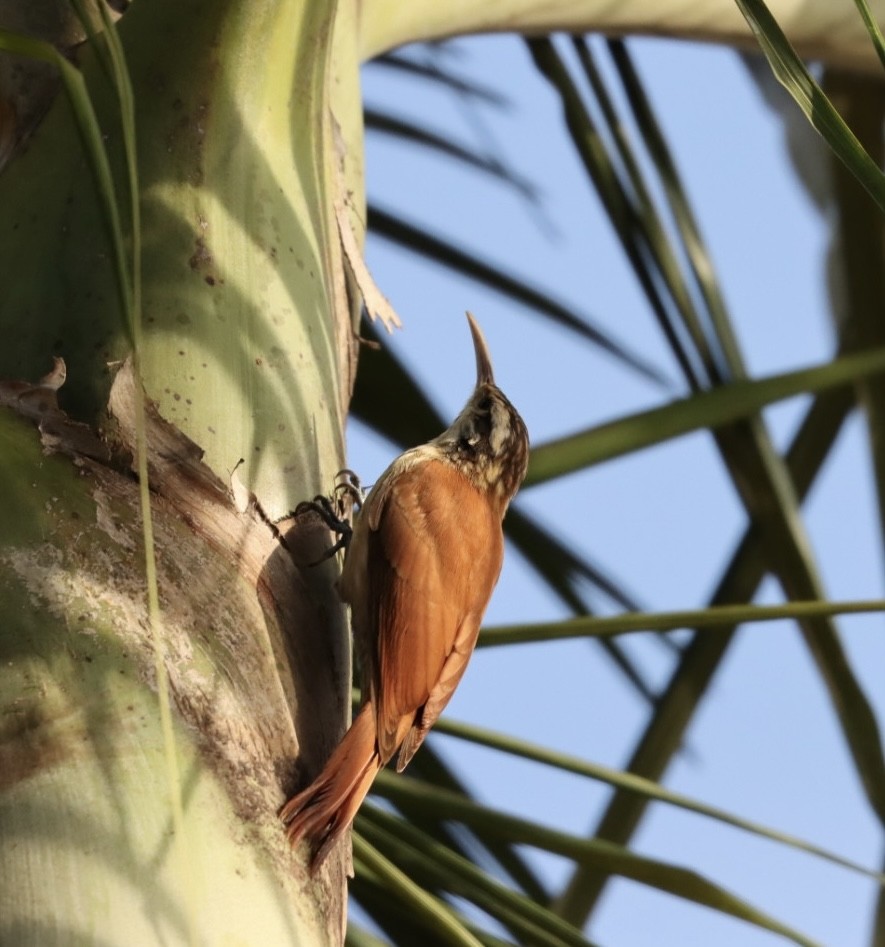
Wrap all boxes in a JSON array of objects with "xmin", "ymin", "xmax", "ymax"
[{"xmin": 284, "ymin": 469, "xmax": 364, "ymax": 565}]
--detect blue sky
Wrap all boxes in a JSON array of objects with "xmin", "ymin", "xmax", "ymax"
[{"xmin": 355, "ymin": 33, "xmax": 884, "ymax": 947}]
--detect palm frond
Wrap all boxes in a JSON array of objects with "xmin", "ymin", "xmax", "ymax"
[
  {"xmin": 368, "ymin": 204, "xmax": 671, "ymax": 386},
  {"xmin": 736, "ymin": 0, "xmax": 885, "ymax": 210},
  {"xmin": 355, "ymin": 11, "xmax": 885, "ymax": 943}
]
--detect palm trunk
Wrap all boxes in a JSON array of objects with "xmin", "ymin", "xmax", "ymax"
[{"xmin": 0, "ymin": 0, "xmax": 360, "ymax": 941}]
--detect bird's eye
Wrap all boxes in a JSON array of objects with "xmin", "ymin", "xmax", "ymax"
[{"xmin": 477, "ymin": 396, "xmax": 492, "ymax": 413}]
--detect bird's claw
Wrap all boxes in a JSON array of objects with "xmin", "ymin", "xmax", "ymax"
[
  {"xmin": 333, "ymin": 468, "xmax": 365, "ymax": 509},
  {"xmin": 287, "ymin": 470, "xmax": 363, "ymax": 566}
]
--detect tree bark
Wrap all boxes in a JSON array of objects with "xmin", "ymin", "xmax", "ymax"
[{"xmin": 0, "ymin": 0, "xmax": 362, "ymax": 941}]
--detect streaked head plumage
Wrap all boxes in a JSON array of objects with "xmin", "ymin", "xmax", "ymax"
[{"xmin": 435, "ymin": 313, "xmax": 529, "ymax": 505}]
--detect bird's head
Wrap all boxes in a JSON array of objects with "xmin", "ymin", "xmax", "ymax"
[{"xmin": 435, "ymin": 313, "xmax": 529, "ymax": 508}]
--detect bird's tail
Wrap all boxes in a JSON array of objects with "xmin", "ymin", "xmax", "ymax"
[{"xmin": 280, "ymin": 703, "xmax": 381, "ymax": 873}]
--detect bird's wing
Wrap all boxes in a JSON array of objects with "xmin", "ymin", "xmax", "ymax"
[{"xmin": 366, "ymin": 458, "xmax": 503, "ymax": 764}]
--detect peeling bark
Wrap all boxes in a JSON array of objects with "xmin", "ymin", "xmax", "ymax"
[{"xmin": 0, "ymin": 359, "xmax": 352, "ymax": 941}]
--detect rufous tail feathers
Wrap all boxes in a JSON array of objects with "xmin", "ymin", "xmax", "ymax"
[{"xmin": 280, "ymin": 704, "xmax": 382, "ymax": 873}]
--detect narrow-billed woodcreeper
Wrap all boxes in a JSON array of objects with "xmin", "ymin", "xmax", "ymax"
[{"xmin": 280, "ymin": 312, "xmax": 529, "ymax": 871}]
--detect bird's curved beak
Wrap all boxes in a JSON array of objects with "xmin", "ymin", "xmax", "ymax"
[{"xmin": 466, "ymin": 311, "xmax": 495, "ymax": 387}]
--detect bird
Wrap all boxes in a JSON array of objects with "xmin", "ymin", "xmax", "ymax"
[{"xmin": 280, "ymin": 312, "xmax": 529, "ymax": 872}]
